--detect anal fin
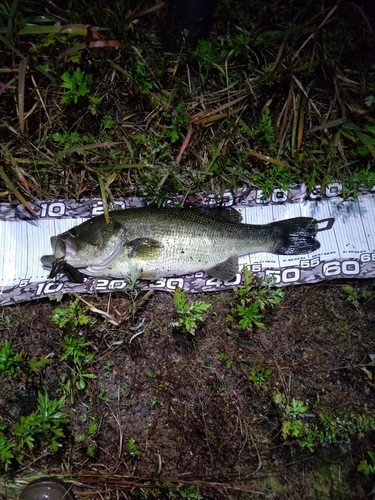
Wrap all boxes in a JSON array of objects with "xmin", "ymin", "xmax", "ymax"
[{"xmin": 206, "ymin": 256, "xmax": 239, "ymax": 281}]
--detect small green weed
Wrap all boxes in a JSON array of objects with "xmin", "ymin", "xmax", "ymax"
[
  {"xmin": 0, "ymin": 392, "xmax": 66, "ymax": 471},
  {"xmin": 60, "ymin": 336, "xmax": 94, "ymax": 366},
  {"xmin": 52, "ymin": 131, "xmax": 92, "ymax": 151},
  {"xmin": 60, "ymin": 67, "xmax": 93, "ymax": 105},
  {"xmin": 253, "ymin": 107, "xmax": 275, "ymax": 144},
  {"xmin": 0, "ymin": 341, "xmax": 23, "ymax": 377},
  {"xmin": 125, "ymin": 437, "xmax": 141, "ymax": 458},
  {"xmin": 193, "ymin": 39, "xmax": 219, "ymax": 82},
  {"xmin": 52, "ymin": 298, "xmax": 91, "ymax": 331},
  {"xmin": 124, "ymin": 265, "xmax": 142, "ymax": 300},
  {"xmin": 231, "ymin": 301, "xmax": 265, "ymax": 330},
  {"xmin": 59, "ymin": 336, "xmax": 96, "ymax": 402},
  {"xmin": 0, "ymin": 428, "xmax": 16, "ymax": 471},
  {"xmin": 104, "ymin": 360, "xmax": 114, "ymax": 376},
  {"xmin": 273, "ymin": 390, "xmax": 375, "ymax": 452},
  {"xmin": 341, "ymin": 163, "xmax": 375, "ymax": 198},
  {"xmin": 228, "ymin": 33, "xmax": 252, "ymax": 65},
  {"xmin": 313, "ymin": 412, "xmax": 375, "ymax": 446},
  {"xmin": 227, "ymin": 267, "xmax": 284, "ymax": 330},
  {"xmin": 13, "ymin": 392, "xmax": 66, "ymax": 452},
  {"xmin": 87, "ymin": 95, "xmax": 102, "ymax": 114},
  {"xmin": 75, "ymin": 421, "xmax": 99, "ymax": 458},
  {"xmin": 128, "ymin": 55, "xmax": 153, "ymax": 95},
  {"xmin": 101, "ymin": 114, "xmax": 115, "ymax": 130},
  {"xmin": 0, "ymin": 313, "xmax": 18, "ymax": 331},
  {"xmin": 173, "ymin": 288, "xmax": 210, "ymax": 335},
  {"xmin": 138, "ymin": 176, "xmax": 165, "ymax": 208},
  {"xmin": 0, "ymin": 340, "xmax": 50, "ymax": 380},
  {"xmin": 218, "ymin": 352, "xmax": 232, "ymax": 369},
  {"xmin": 179, "ymin": 485, "xmax": 202, "ymax": 499},
  {"xmin": 342, "ymin": 284, "xmax": 371, "ymax": 309},
  {"xmin": 341, "ymin": 121, "xmax": 375, "ymax": 158},
  {"xmin": 249, "ymin": 365, "xmax": 272, "ymax": 385},
  {"xmin": 358, "ymin": 451, "xmax": 375, "ymax": 475},
  {"xmin": 161, "ymin": 102, "xmax": 189, "ymax": 144},
  {"xmin": 151, "ymin": 398, "xmax": 164, "ymax": 408},
  {"xmin": 148, "ymin": 482, "xmax": 202, "ymax": 499},
  {"xmin": 252, "ymin": 165, "xmax": 296, "ymax": 199},
  {"xmin": 122, "ymin": 265, "xmax": 152, "ymax": 322},
  {"xmin": 273, "ymin": 391, "xmax": 307, "ymax": 440},
  {"xmin": 193, "ymin": 34, "xmax": 251, "ymax": 85}
]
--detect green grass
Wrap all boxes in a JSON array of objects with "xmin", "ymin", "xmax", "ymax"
[{"xmin": 1, "ymin": 0, "xmax": 374, "ymax": 208}]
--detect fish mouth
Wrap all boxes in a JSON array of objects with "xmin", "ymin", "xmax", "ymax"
[
  {"xmin": 40, "ymin": 234, "xmax": 77, "ymax": 269},
  {"xmin": 40, "ymin": 253, "xmax": 57, "ymax": 268}
]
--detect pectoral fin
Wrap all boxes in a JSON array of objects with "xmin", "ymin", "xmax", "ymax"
[
  {"xmin": 206, "ymin": 256, "xmax": 239, "ymax": 281},
  {"xmin": 127, "ymin": 238, "xmax": 163, "ymax": 259}
]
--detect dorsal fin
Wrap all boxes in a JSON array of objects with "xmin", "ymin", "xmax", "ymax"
[{"xmin": 196, "ymin": 207, "xmax": 242, "ymax": 223}]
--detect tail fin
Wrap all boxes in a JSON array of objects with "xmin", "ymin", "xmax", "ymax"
[{"xmin": 271, "ymin": 217, "xmax": 320, "ymax": 255}]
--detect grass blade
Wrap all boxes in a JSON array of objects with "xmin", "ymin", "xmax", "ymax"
[
  {"xmin": 98, "ymin": 175, "xmax": 110, "ymax": 224},
  {"xmin": 17, "ymin": 57, "xmax": 28, "ymax": 135},
  {"xmin": 0, "ymin": 167, "xmax": 36, "ymax": 217},
  {"xmin": 55, "ymin": 142, "xmax": 121, "ymax": 160},
  {"xmin": 5, "ymin": 0, "xmax": 19, "ymax": 42}
]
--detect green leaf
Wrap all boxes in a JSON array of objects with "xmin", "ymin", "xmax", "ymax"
[
  {"xmin": 88, "ymin": 423, "xmax": 99, "ymax": 435},
  {"xmin": 125, "ymin": 437, "xmax": 141, "ymax": 457},
  {"xmin": 0, "ymin": 433, "xmax": 16, "ymax": 470},
  {"xmin": 356, "ymin": 132, "xmax": 375, "ymax": 157},
  {"xmin": 290, "ymin": 420, "xmax": 304, "ymax": 437},
  {"xmin": 76, "ymin": 378, "xmax": 86, "ymax": 390},
  {"xmin": 281, "ymin": 420, "xmax": 291, "ymax": 439},
  {"xmin": 361, "ymin": 367, "xmax": 372, "ymax": 380},
  {"xmin": 29, "ymin": 356, "xmax": 51, "ymax": 372}
]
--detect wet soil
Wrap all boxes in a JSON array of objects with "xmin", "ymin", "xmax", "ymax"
[{"xmin": 1, "ymin": 279, "xmax": 375, "ymax": 499}]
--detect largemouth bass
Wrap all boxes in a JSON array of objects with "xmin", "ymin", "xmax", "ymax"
[{"xmin": 41, "ymin": 207, "xmax": 320, "ymax": 282}]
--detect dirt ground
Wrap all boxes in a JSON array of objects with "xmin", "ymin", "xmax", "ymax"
[{"xmin": 1, "ymin": 277, "xmax": 375, "ymax": 499}]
